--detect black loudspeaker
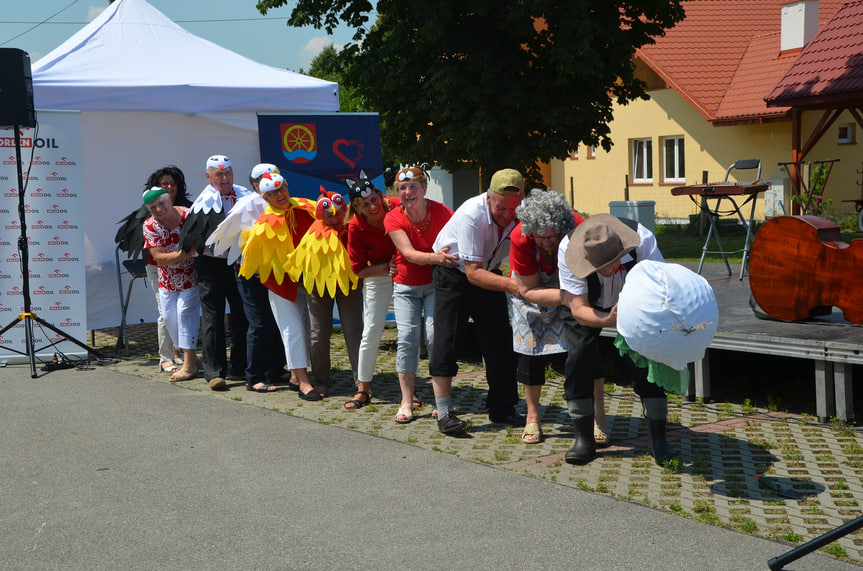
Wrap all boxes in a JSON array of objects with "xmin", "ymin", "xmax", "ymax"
[{"xmin": 0, "ymin": 48, "xmax": 37, "ymax": 129}]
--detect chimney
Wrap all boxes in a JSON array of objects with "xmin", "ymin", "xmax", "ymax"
[{"xmin": 781, "ymin": 1, "xmax": 819, "ymax": 51}]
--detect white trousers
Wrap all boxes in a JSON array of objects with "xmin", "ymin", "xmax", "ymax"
[
  {"xmin": 269, "ymin": 289, "xmax": 310, "ymax": 370},
  {"xmin": 159, "ymin": 287, "xmax": 201, "ymax": 351},
  {"xmin": 357, "ymin": 274, "xmax": 394, "ymax": 383},
  {"xmin": 146, "ymin": 263, "xmax": 175, "ymax": 362}
]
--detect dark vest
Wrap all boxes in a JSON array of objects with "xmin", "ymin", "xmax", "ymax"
[{"xmin": 569, "ymin": 217, "xmax": 639, "ymax": 310}]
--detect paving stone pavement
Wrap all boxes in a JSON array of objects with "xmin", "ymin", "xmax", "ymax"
[{"xmin": 84, "ymin": 322, "xmax": 863, "ymax": 566}]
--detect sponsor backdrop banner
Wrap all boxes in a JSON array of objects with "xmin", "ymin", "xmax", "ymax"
[
  {"xmin": 0, "ymin": 112, "xmax": 87, "ymax": 362},
  {"xmin": 257, "ymin": 113, "xmax": 383, "ymax": 200}
]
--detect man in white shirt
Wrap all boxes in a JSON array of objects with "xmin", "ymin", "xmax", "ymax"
[
  {"xmin": 558, "ymin": 214, "xmax": 676, "ymax": 465},
  {"xmin": 429, "ymin": 168, "xmax": 525, "ymax": 434}
]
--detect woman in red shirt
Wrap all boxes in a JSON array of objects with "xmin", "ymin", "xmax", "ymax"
[
  {"xmin": 509, "ymin": 189, "xmax": 584, "ymax": 444},
  {"xmin": 344, "ymin": 172, "xmax": 400, "ymax": 409},
  {"xmin": 384, "ymin": 167, "xmax": 458, "ymax": 423}
]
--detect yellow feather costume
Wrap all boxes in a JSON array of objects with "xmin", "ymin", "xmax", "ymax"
[
  {"xmin": 238, "ymin": 197, "xmax": 315, "ymax": 300},
  {"xmin": 284, "ymin": 218, "xmax": 359, "ymax": 298}
]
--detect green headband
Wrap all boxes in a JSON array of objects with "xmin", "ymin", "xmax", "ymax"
[{"xmin": 143, "ymin": 187, "xmax": 168, "ymax": 205}]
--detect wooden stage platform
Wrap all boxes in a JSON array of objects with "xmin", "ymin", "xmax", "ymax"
[{"xmin": 604, "ymin": 262, "xmax": 863, "ymax": 422}]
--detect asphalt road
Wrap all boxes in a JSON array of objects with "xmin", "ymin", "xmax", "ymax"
[{"xmin": 0, "ymin": 364, "xmax": 857, "ymax": 570}]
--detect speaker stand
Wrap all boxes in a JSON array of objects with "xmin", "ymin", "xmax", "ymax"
[{"xmin": 0, "ymin": 126, "xmax": 104, "ymax": 377}]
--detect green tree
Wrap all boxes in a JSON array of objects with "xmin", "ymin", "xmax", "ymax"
[
  {"xmin": 257, "ymin": 0, "xmax": 685, "ymax": 188},
  {"xmin": 305, "ymin": 44, "xmax": 368, "ymax": 113}
]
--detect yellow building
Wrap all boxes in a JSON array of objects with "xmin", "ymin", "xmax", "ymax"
[{"xmin": 551, "ymin": 0, "xmax": 862, "ymax": 224}]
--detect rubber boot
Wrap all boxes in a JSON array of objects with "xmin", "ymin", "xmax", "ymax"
[
  {"xmin": 565, "ymin": 398, "xmax": 596, "ymax": 465},
  {"xmin": 642, "ymin": 397, "xmax": 678, "ymax": 465}
]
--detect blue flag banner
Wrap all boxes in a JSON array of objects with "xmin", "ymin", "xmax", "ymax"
[{"xmin": 257, "ymin": 113, "xmax": 384, "ymax": 200}]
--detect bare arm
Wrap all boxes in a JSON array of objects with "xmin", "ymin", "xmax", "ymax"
[
  {"xmin": 514, "ymin": 271, "xmax": 564, "ymax": 307},
  {"xmin": 148, "ymin": 246, "xmax": 193, "ymax": 266},
  {"xmin": 388, "ymin": 229, "xmax": 458, "ymax": 267},
  {"xmin": 464, "ymin": 260, "xmax": 520, "ymax": 296},
  {"xmin": 564, "ymin": 290, "xmax": 617, "ymax": 329},
  {"xmin": 355, "ymin": 259, "xmax": 391, "ymax": 279}
]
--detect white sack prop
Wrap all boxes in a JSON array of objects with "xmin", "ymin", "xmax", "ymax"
[{"xmin": 616, "ymin": 261, "xmax": 718, "ymax": 370}]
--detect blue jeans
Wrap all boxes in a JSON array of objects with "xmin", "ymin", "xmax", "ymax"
[
  {"xmin": 236, "ymin": 274, "xmax": 286, "ymax": 384},
  {"xmin": 392, "ymin": 282, "xmax": 435, "ymax": 374}
]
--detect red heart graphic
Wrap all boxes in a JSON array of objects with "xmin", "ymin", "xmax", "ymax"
[{"xmin": 332, "ymin": 139, "xmax": 364, "ymax": 169}]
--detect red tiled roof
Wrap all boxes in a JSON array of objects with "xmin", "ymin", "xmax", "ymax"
[
  {"xmin": 766, "ymin": 0, "xmax": 863, "ymax": 107},
  {"xmin": 637, "ymin": 0, "xmax": 844, "ymax": 123},
  {"xmin": 714, "ymin": 32, "xmax": 798, "ymax": 122}
]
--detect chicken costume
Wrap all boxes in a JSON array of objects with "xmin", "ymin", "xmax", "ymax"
[
  {"xmin": 235, "ymin": 172, "xmax": 317, "ymax": 379},
  {"xmin": 285, "ymin": 186, "xmax": 363, "ymax": 389},
  {"xmin": 284, "ymin": 187, "xmax": 359, "ymax": 296},
  {"xmin": 238, "ymin": 174, "xmax": 316, "ymax": 300}
]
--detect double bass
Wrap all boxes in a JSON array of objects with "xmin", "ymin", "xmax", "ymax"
[{"xmin": 749, "ymin": 215, "xmax": 863, "ymax": 324}]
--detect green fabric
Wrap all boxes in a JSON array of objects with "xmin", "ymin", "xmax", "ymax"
[{"xmin": 614, "ymin": 334, "xmax": 689, "ymax": 396}]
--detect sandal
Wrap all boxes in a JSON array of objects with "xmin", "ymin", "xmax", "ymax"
[
  {"xmin": 412, "ymin": 393, "xmax": 424, "ymax": 408},
  {"xmin": 247, "ymin": 382, "xmax": 278, "ymax": 393},
  {"xmin": 170, "ymin": 368, "xmax": 196, "ymax": 382},
  {"xmin": 522, "ymin": 422, "xmax": 543, "ymax": 444},
  {"xmin": 160, "ymin": 361, "xmax": 179, "ymax": 373},
  {"xmin": 394, "ymin": 403, "xmax": 415, "ymax": 424},
  {"xmin": 344, "ymin": 391, "xmax": 371, "ymax": 410},
  {"xmin": 594, "ymin": 423, "xmax": 611, "ymax": 448}
]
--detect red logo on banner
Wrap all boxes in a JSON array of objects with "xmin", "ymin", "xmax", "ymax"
[{"xmin": 280, "ymin": 123, "xmax": 317, "ymax": 164}]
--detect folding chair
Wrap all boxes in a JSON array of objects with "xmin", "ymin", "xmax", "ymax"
[
  {"xmin": 697, "ymin": 159, "xmax": 762, "ymax": 279},
  {"xmin": 114, "ymin": 244, "xmax": 149, "ymax": 356}
]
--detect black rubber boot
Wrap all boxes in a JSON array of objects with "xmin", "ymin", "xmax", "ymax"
[
  {"xmin": 565, "ymin": 414, "xmax": 596, "ymax": 465},
  {"xmin": 642, "ymin": 398, "xmax": 678, "ymax": 465},
  {"xmin": 646, "ymin": 417, "xmax": 677, "ymax": 465}
]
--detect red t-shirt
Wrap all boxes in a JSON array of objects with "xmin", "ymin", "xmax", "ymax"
[
  {"xmin": 510, "ymin": 211, "xmax": 584, "ymax": 277},
  {"xmin": 142, "ymin": 207, "xmax": 195, "ymax": 291},
  {"xmin": 384, "ymin": 199, "xmax": 453, "ymax": 286},
  {"xmin": 347, "ymin": 196, "xmax": 400, "ymax": 274}
]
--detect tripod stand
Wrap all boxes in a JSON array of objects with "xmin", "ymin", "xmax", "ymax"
[{"xmin": 0, "ymin": 126, "xmax": 104, "ymax": 378}]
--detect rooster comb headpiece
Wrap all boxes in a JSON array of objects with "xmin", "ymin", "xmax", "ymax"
[{"xmin": 315, "ymin": 185, "xmax": 347, "ymax": 219}]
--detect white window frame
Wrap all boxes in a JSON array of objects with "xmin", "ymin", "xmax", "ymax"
[
  {"xmin": 838, "ymin": 124, "xmax": 855, "ymax": 144},
  {"xmin": 662, "ymin": 136, "xmax": 685, "ymax": 183},
  {"xmin": 631, "ymin": 138, "xmax": 653, "ymax": 183}
]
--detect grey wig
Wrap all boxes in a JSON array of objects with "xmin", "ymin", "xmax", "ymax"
[{"xmin": 516, "ymin": 189, "xmax": 575, "ymax": 236}]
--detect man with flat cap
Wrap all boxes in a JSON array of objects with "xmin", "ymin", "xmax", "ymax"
[
  {"xmin": 429, "ymin": 168, "xmax": 526, "ymax": 435},
  {"xmin": 558, "ymin": 213, "xmax": 677, "ymax": 465}
]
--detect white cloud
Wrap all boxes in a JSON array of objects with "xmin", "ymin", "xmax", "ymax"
[{"xmin": 299, "ymin": 36, "xmax": 343, "ymax": 70}]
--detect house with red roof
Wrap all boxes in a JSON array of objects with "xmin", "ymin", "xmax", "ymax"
[{"xmin": 551, "ymin": 0, "xmax": 861, "ymax": 223}]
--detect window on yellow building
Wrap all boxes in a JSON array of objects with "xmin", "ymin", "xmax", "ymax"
[
  {"xmin": 586, "ymin": 145, "xmax": 596, "ymax": 159},
  {"xmin": 631, "ymin": 138, "xmax": 652, "ymax": 183},
  {"xmin": 662, "ymin": 136, "xmax": 685, "ymax": 183}
]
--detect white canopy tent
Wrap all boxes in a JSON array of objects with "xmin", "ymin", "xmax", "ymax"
[{"xmin": 31, "ymin": 0, "xmax": 339, "ymax": 330}]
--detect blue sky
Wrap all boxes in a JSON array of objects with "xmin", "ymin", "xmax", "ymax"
[{"xmin": 0, "ymin": 0, "xmax": 357, "ymax": 72}]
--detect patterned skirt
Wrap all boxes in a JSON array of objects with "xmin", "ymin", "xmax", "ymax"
[{"xmin": 509, "ymin": 295, "xmax": 568, "ymax": 356}]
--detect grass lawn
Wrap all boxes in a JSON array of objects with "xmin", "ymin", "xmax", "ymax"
[{"xmin": 654, "ymin": 222, "xmax": 747, "ymax": 262}]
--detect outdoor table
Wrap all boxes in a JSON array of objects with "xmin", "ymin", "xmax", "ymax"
[{"xmin": 671, "ymin": 182, "xmax": 770, "ymax": 279}]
